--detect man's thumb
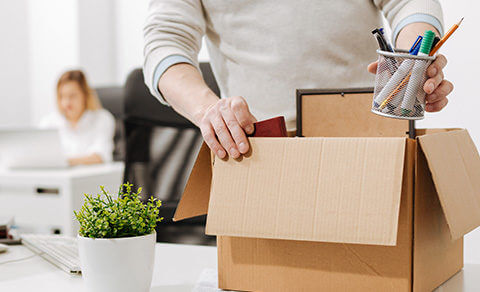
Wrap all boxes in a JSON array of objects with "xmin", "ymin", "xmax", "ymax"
[{"xmin": 367, "ymin": 61, "xmax": 378, "ymax": 74}]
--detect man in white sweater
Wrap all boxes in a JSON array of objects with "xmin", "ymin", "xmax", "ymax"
[{"xmin": 143, "ymin": 0, "xmax": 452, "ymax": 159}]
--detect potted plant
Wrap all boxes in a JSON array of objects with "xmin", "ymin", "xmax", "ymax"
[{"xmin": 74, "ymin": 183, "xmax": 163, "ymax": 292}]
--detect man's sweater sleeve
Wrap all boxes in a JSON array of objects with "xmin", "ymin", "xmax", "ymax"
[
  {"xmin": 373, "ymin": 0, "xmax": 444, "ymax": 46},
  {"xmin": 143, "ymin": 0, "xmax": 206, "ymax": 104}
]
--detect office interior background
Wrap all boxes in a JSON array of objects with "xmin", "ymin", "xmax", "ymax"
[{"xmin": 0, "ymin": 0, "xmax": 479, "ymax": 262}]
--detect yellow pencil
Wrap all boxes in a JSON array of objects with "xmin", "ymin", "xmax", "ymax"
[
  {"xmin": 429, "ymin": 17, "xmax": 463, "ymax": 56},
  {"xmin": 379, "ymin": 73, "xmax": 411, "ymax": 109}
]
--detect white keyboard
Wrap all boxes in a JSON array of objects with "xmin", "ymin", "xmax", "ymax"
[{"xmin": 20, "ymin": 234, "xmax": 81, "ymax": 274}]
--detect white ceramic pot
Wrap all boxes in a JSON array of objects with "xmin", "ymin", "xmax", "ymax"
[{"xmin": 78, "ymin": 232, "xmax": 156, "ymax": 292}]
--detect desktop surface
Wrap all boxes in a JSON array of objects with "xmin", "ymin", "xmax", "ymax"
[
  {"xmin": 0, "ymin": 242, "xmax": 479, "ymax": 292},
  {"xmin": 0, "ymin": 242, "xmax": 217, "ymax": 292},
  {"xmin": 0, "ymin": 162, "xmax": 124, "ymax": 178}
]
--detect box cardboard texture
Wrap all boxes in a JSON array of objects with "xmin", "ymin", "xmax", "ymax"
[{"xmin": 174, "ymin": 91, "xmax": 480, "ymax": 292}]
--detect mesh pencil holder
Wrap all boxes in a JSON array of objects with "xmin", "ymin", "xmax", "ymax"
[{"xmin": 372, "ymin": 50, "xmax": 436, "ymax": 120}]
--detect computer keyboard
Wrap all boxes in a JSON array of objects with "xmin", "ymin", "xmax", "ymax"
[{"xmin": 20, "ymin": 234, "xmax": 81, "ymax": 274}]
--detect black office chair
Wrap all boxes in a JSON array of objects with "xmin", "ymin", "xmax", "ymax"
[{"xmin": 122, "ymin": 64, "xmax": 219, "ymax": 245}]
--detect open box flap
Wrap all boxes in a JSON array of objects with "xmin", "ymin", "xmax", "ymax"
[
  {"xmin": 206, "ymin": 137, "xmax": 407, "ymax": 246},
  {"xmin": 418, "ymin": 129, "xmax": 480, "ymax": 239},
  {"xmin": 173, "ymin": 143, "xmax": 212, "ymax": 221}
]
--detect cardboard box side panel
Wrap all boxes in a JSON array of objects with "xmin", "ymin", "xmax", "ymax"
[
  {"xmin": 418, "ymin": 129, "xmax": 480, "ymax": 239},
  {"xmin": 207, "ymin": 137, "xmax": 406, "ymax": 245},
  {"xmin": 217, "ymin": 141, "xmax": 416, "ymax": 292},
  {"xmin": 301, "ymin": 93, "xmax": 409, "ymax": 137},
  {"xmin": 173, "ymin": 143, "xmax": 212, "ymax": 221},
  {"xmin": 218, "ymin": 237, "xmax": 412, "ymax": 292},
  {"xmin": 413, "ymin": 149, "xmax": 463, "ymax": 292}
]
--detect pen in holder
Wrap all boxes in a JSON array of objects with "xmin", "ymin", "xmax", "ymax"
[{"xmin": 372, "ymin": 49, "xmax": 436, "ymax": 120}]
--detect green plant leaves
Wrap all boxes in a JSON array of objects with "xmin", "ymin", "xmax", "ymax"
[{"xmin": 74, "ymin": 183, "xmax": 163, "ymax": 238}]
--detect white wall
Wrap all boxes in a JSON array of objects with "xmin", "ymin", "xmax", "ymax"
[
  {"xmin": 114, "ymin": 0, "xmax": 149, "ymax": 85},
  {"xmin": 78, "ymin": 0, "xmax": 117, "ymax": 86},
  {"xmin": 114, "ymin": 0, "xmax": 210, "ymax": 86},
  {"xmin": 0, "ymin": 0, "xmax": 31, "ymax": 128},
  {"xmin": 27, "ymin": 0, "xmax": 120, "ymax": 124},
  {"xmin": 27, "ymin": 0, "xmax": 79, "ymax": 125},
  {"xmin": 0, "ymin": 0, "xmax": 209, "ymax": 126},
  {"xmin": 430, "ymin": 0, "xmax": 480, "ymax": 264},
  {"xmin": 418, "ymin": 1, "xmax": 477, "ymax": 139}
]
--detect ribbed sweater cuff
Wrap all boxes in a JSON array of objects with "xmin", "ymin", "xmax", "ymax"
[
  {"xmin": 152, "ymin": 55, "xmax": 194, "ymax": 105},
  {"xmin": 392, "ymin": 13, "xmax": 444, "ymax": 46}
]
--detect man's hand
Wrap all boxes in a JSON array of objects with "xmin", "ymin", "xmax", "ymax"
[
  {"xmin": 367, "ymin": 54, "xmax": 453, "ymax": 112},
  {"xmin": 158, "ymin": 63, "xmax": 257, "ymax": 159},
  {"xmin": 422, "ymin": 54, "xmax": 453, "ymax": 112},
  {"xmin": 196, "ymin": 96, "xmax": 257, "ymax": 159}
]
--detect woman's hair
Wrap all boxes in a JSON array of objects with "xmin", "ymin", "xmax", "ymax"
[{"xmin": 56, "ymin": 70, "xmax": 102, "ymax": 112}]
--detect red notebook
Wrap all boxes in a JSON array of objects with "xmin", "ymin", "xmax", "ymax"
[{"xmin": 249, "ymin": 116, "xmax": 288, "ymax": 137}]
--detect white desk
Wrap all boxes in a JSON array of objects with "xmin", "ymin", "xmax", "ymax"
[
  {"xmin": 0, "ymin": 243, "xmax": 217, "ymax": 292},
  {"xmin": 0, "ymin": 243, "xmax": 479, "ymax": 292},
  {"xmin": 0, "ymin": 163, "xmax": 124, "ymax": 236}
]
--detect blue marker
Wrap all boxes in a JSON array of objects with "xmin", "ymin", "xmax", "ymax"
[
  {"xmin": 412, "ymin": 41, "xmax": 422, "ymax": 55},
  {"xmin": 409, "ymin": 36, "xmax": 422, "ymax": 55}
]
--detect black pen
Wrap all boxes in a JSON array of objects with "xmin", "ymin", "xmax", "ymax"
[
  {"xmin": 371, "ymin": 28, "xmax": 398, "ymax": 76},
  {"xmin": 431, "ymin": 36, "xmax": 441, "ymax": 50},
  {"xmin": 372, "ymin": 28, "xmax": 388, "ymax": 51},
  {"xmin": 379, "ymin": 28, "xmax": 395, "ymax": 52}
]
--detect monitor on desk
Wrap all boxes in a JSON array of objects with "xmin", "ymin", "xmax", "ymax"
[{"xmin": 0, "ymin": 129, "xmax": 68, "ymax": 169}]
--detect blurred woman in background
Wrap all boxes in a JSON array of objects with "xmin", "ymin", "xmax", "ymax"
[{"xmin": 40, "ymin": 70, "xmax": 115, "ymax": 166}]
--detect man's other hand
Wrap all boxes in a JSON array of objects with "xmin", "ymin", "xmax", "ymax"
[{"xmin": 196, "ymin": 96, "xmax": 256, "ymax": 159}]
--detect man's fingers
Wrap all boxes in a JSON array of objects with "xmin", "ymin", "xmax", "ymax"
[
  {"xmin": 424, "ymin": 70, "xmax": 444, "ymax": 94},
  {"xmin": 434, "ymin": 79, "xmax": 454, "ymax": 96},
  {"xmin": 211, "ymin": 116, "xmax": 240, "ymax": 158},
  {"xmin": 427, "ymin": 54, "xmax": 447, "ymax": 78},
  {"xmin": 220, "ymin": 106, "xmax": 250, "ymax": 154},
  {"xmin": 426, "ymin": 80, "xmax": 453, "ymax": 103},
  {"xmin": 199, "ymin": 96, "xmax": 256, "ymax": 158},
  {"xmin": 423, "ymin": 55, "xmax": 450, "ymax": 112},
  {"xmin": 425, "ymin": 97, "xmax": 448, "ymax": 112},
  {"xmin": 367, "ymin": 62, "xmax": 378, "ymax": 74},
  {"xmin": 231, "ymin": 97, "xmax": 255, "ymax": 134},
  {"xmin": 200, "ymin": 123, "xmax": 226, "ymax": 158}
]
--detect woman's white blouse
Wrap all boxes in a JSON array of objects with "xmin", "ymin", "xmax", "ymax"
[{"xmin": 40, "ymin": 109, "xmax": 115, "ymax": 162}]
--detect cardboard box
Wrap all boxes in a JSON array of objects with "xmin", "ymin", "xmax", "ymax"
[{"xmin": 174, "ymin": 91, "xmax": 480, "ymax": 291}]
